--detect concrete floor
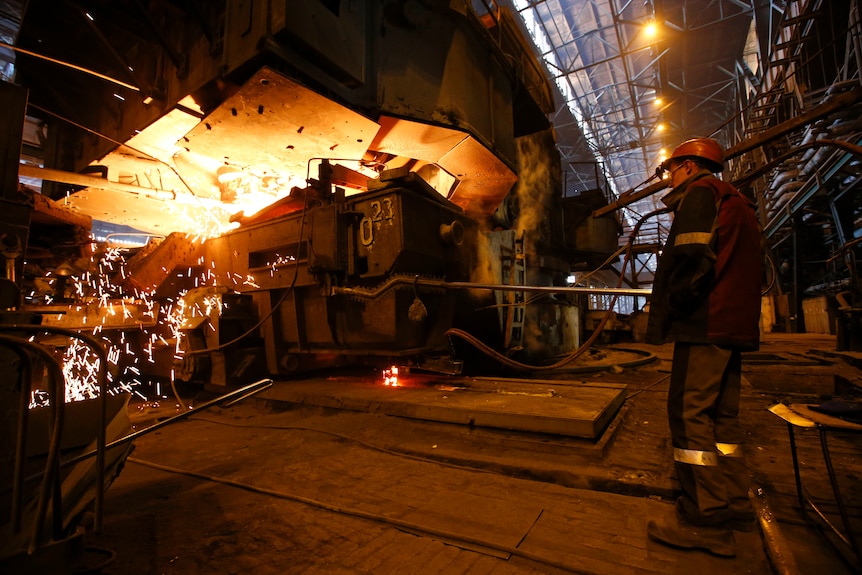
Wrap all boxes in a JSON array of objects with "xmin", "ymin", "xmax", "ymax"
[{"xmin": 81, "ymin": 333, "xmax": 861, "ymax": 574}]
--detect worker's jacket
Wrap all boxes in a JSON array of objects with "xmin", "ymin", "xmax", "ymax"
[{"xmin": 646, "ymin": 173, "xmax": 762, "ymax": 350}]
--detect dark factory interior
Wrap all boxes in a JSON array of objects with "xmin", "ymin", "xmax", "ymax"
[{"xmin": 0, "ymin": 1, "xmax": 861, "ymax": 573}]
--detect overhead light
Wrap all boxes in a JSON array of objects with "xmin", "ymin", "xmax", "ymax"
[
  {"xmin": 654, "ymin": 97, "xmax": 663, "ymax": 107},
  {"xmin": 657, "ymin": 123, "xmax": 666, "ymax": 132},
  {"xmin": 644, "ymin": 21, "xmax": 657, "ymax": 37}
]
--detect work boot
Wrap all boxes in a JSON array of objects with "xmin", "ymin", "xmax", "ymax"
[{"xmin": 647, "ymin": 509, "xmax": 737, "ymax": 557}]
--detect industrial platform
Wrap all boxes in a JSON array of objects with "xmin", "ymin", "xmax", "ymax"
[
  {"xmin": 79, "ymin": 334, "xmax": 861, "ymax": 575},
  {"xmin": 257, "ymin": 376, "xmax": 627, "ymax": 440}
]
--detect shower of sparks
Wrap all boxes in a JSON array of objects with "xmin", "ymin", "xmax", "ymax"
[
  {"xmin": 25, "ymin": 217, "xmax": 301, "ymax": 409},
  {"xmin": 25, "ymin": 233, "xmax": 230, "ymax": 408},
  {"xmin": 268, "ymin": 253, "xmax": 296, "ymax": 277},
  {"xmin": 183, "ymin": 206, "xmax": 239, "ymax": 243},
  {"xmin": 60, "ymin": 338, "xmax": 103, "ymax": 402}
]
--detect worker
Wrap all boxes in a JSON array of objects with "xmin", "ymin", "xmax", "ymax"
[{"xmin": 645, "ymin": 137, "xmax": 762, "ymax": 557}]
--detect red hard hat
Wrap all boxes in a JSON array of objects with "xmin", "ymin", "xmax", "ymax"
[{"xmin": 661, "ymin": 138, "xmax": 724, "ymax": 173}]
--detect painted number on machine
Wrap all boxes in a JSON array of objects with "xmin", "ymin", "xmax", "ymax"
[{"xmin": 360, "ymin": 197, "xmax": 396, "ymax": 247}]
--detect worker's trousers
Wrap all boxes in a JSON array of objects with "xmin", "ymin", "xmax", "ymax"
[{"xmin": 668, "ymin": 342, "xmax": 752, "ymax": 526}]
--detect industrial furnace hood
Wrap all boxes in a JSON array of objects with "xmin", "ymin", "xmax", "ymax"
[{"xmin": 57, "ymin": 67, "xmax": 517, "ymax": 237}]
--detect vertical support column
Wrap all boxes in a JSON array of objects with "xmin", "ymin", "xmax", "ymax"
[
  {"xmin": 0, "ymin": 82, "xmax": 31, "ymax": 299},
  {"xmin": 0, "ymin": 80, "xmax": 29, "ymax": 525},
  {"xmin": 790, "ymin": 213, "xmax": 804, "ymax": 333},
  {"xmin": 850, "ymin": 0, "xmax": 862, "ymax": 84}
]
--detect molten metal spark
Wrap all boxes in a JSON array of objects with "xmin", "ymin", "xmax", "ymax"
[
  {"xmin": 25, "ymin": 222, "xmax": 244, "ymax": 408},
  {"xmin": 382, "ymin": 365, "xmax": 399, "ymax": 386},
  {"xmin": 267, "ymin": 253, "xmax": 297, "ymax": 277}
]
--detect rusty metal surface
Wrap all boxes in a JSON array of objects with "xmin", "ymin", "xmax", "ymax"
[
  {"xmin": 36, "ymin": 301, "xmax": 159, "ymax": 330},
  {"xmin": 31, "ymin": 192, "xmax": 92, "ymax": 230},
  {"xmin": 122, "ymin": 232, "xmax": 203, "ymax": 294},
  {"xmin": 61, "ymin": 184, "xmax": 224, "ymax": 236},
  {"xmin": 60, "ymin": 69, "xmax": 382, "ymax": 235},
  {"xmin": 195, "ymin": 173, "xmax": 481, "ymax": 374},
  {"xmin": 352, "ymin": 183, "xmax": 475, "ymax": 279},
  {"xmin": 183, "ymin": 67, "xmax": 379, "ymax": 182},
  {"xmin": 370, "ymin": 116, "xmax": 517, "ymax": 217},
  {"xmin": 20, "ymin": 166, "xmax": 175, "ymax": 200},
  {"xmin": 268, "ymin": 0, "xmax": 367, "ymax": 86}
]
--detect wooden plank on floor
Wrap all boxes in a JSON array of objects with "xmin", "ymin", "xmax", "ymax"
[{"xmin": 392, "ymin": 489, "xmax": 543, "ymax": 558}]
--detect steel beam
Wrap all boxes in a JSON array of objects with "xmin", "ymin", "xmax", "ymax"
[{"xmin": 332, "ymin": 277, "xmax": 652, "ymax": 298}]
